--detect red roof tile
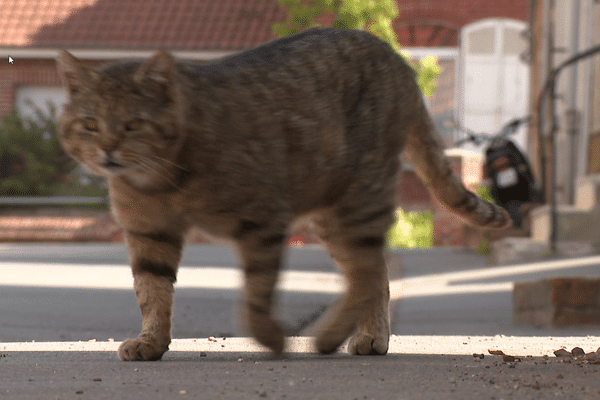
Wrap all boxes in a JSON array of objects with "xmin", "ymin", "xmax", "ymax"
[
  {"xmin": 0, "ymin": 0, "xmax": 528, "ymax": 51},
  {"xmin": 0, "ymin": 0, "xmax": 286, "ymax": 50}
]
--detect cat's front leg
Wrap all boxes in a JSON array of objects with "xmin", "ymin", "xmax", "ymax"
[{"xmin": 118, "ymin": 231, "xmax": 183, "ymax": 361}]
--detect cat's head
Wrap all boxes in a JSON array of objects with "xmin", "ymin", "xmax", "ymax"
[{"xmin": 56, "ymin": 50, "xmax": 187, "ymax": 190}]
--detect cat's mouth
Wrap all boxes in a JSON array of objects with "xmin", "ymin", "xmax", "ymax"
[
  {"xmin": 97, "ymin": 152, "xmax": 128, "ymax": 174},
  {"xmin": 100, "ymin": 159, "xmax": 126, "ymax": 173}
]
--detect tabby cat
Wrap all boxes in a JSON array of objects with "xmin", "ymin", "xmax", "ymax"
[{"xmin": 56, "ymin": 27, "xmax": 510, "ymax": 361}]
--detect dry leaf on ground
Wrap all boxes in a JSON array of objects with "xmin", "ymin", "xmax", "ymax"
[{"xmin": 553, "ymin": 349, "xmax": 572, "ymax": 358}]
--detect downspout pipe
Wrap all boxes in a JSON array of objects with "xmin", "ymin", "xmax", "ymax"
[{"xmin": 567, "ymin": 0, "xmax": 580, "ymax": 204}]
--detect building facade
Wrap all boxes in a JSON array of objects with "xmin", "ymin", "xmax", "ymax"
[
  {"xmin": 0, "ymin": 0, "xmax": 531, "ymax": 246},
  {"xmin": 528, "ymin": 0, "xmax": 600, "ymax": 205}
]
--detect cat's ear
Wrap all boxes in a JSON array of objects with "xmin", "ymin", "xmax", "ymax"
[
  {"xmin": 56, "ymin": 50, "xmax": 98, "ymax": 97},
  {"xmin": 134, "ymin": 50, "xmax": 175, "ymax": 102}
]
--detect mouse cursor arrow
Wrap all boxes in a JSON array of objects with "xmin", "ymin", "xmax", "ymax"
[{"xmin": 8, "ymin": 56, "xmax": 14, "ymax": 64}]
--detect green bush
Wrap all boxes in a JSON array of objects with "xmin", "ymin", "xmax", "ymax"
[
  {"xmin": 386, "ymin": 209, "xmax": 433, "ymax": 249},
  {"xmin": 474, "ymin": 183, "xmax": 493, "ymax": 255},
  {"xmin": 1, "ymin": 106, "xmax": 65, "ymax": 195},
  {"xmin": 0, "ymin": 105, "xmax": 107, "ymax": 198},
  {"xmin": 474, "ymin": 183, "xmax": 494, "ymax": 203}
]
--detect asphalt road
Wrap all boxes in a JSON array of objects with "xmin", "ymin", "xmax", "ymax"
[
  {"xmin": 1, "ymin": 243, "xmax": 600, "ymax": 342},
  {"xmin": 0, "ymin": 244, "xmax": 346, "ymax": 342}
]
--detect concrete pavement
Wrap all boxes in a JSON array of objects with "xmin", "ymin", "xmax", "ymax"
[{"xmin": 3, "ymin": 336, "xmax": 600, "ymax": 400}]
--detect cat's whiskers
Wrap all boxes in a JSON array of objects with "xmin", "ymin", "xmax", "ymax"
[
  {"xmin": 134, "ymin": 155, "xmax": 182, "ymax": 191},
  {"xmin": 152, "ymin": 155, "xmax": 189, "ymax": 172}
]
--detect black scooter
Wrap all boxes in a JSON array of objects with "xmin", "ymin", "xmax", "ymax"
[{"xmin": 455, "ymin": 117, "xmax": 544, "ymax": 228}]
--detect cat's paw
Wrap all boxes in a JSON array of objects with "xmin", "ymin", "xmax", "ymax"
[
  {"xmin": 347, "ymin": 333, "xmax": 388, "ymax": 355},
  {"xmin": 315, "ymin": 336, "xmax": 343, "ymax": 354},
  {"xmin": 118, "ymin": 338, "xmax": 169, "ymax": 361},
  {"xmin": 250, "ymin": 318, "xmax": 285, "ymax": 356},
  {"xmin": 315, "ymin": 327, "xmax": 352, "ymax": 354}
]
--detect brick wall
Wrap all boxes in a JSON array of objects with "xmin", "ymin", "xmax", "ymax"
[
  {"xmin": 397, "ymin": 0, "xmax": 529, "ymax": 27},
  {"xmin": 397, "ymin": 169, "xmax": 431, "ymax": 211},
  {"xmin": 514, "ymin": 278, "xmax": 600, "ymax": 328},
  {"xmin": 1, "ymin": 60, "xmax": 57, "ymax": 115},
  {"xmin": 0, "ymin": 59, "xmax": 102, "ymax": 116},
  {"xmin": 427, "ymin": 59, "xmax": 455, "ymax": 118},
  {"xmin": 395, "ymin": 0, "xmax": 529, "ymax": 46}
]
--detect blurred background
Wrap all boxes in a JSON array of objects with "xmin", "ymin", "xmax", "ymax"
[{"xmin": 0, "ymin": 0, "xmax": 598, "ymax": 255}]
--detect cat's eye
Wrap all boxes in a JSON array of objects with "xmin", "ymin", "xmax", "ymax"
[
  {"xmin": 82, "ymin": 118, "xmax": 99, "ymax": 132},
  {"xmin": 124, "ymin": 119, "xmax": 144, "ymax": 132}
]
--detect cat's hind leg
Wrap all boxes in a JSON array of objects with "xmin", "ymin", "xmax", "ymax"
[
  {"xmin": 235, "ymin": 222, "xmax": 287, "ymax": 355},
  {"xmin": 312, "ymin": 208, "xmax": 392, "ymax": 355},
  {"xmin": 118, "ymin": 231, "xmax": 183, "ymax": 361}
]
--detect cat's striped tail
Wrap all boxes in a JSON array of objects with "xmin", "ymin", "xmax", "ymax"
[{"xmin": 402, "ymin": 104, "xmax": 512, "ymax": 230}]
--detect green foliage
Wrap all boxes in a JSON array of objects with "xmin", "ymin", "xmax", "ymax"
[
  {"xmin": 474, "ymin": 183, "xmax": 494, "ymax": 203},
  {"xmin": 272, "ymin": 0, "xmax": 325, "ymax": 36},
  {"xmin": 273, "ymin": 0, "xmax": 398, "ymax": 39},
  {"xmin": 0, "ymin": 106, "xmax": 65, "ymax": 195},
  {"xmin": 386, "ymin": 209, "xmax": 433, "ymax": 249},
  {"xmin": 0, "ymin": 105, "xmax": 107, "ymax": 198},
  {"xmin": 473, "ymin": 183, "xmax": 494, "ymax": 255},
  {"xmin": 475, "ymin": 238, "xmax": 492, "ymax": 256},
  {"xmin": 413, "ymin": 55, "xmax": 442, "ymax": 98},
  {"xmin": 273, "ymin": 0, "xmax": 440, "ymax": 97}
]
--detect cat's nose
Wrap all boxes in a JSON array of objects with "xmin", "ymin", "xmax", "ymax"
[
  {"xmin": 99, "ymin": 151, "xmax": 124, "ymax": 170},
  {"xmin": 99, "ymin": 140, "xmax": 119, "ymax": 155}
]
